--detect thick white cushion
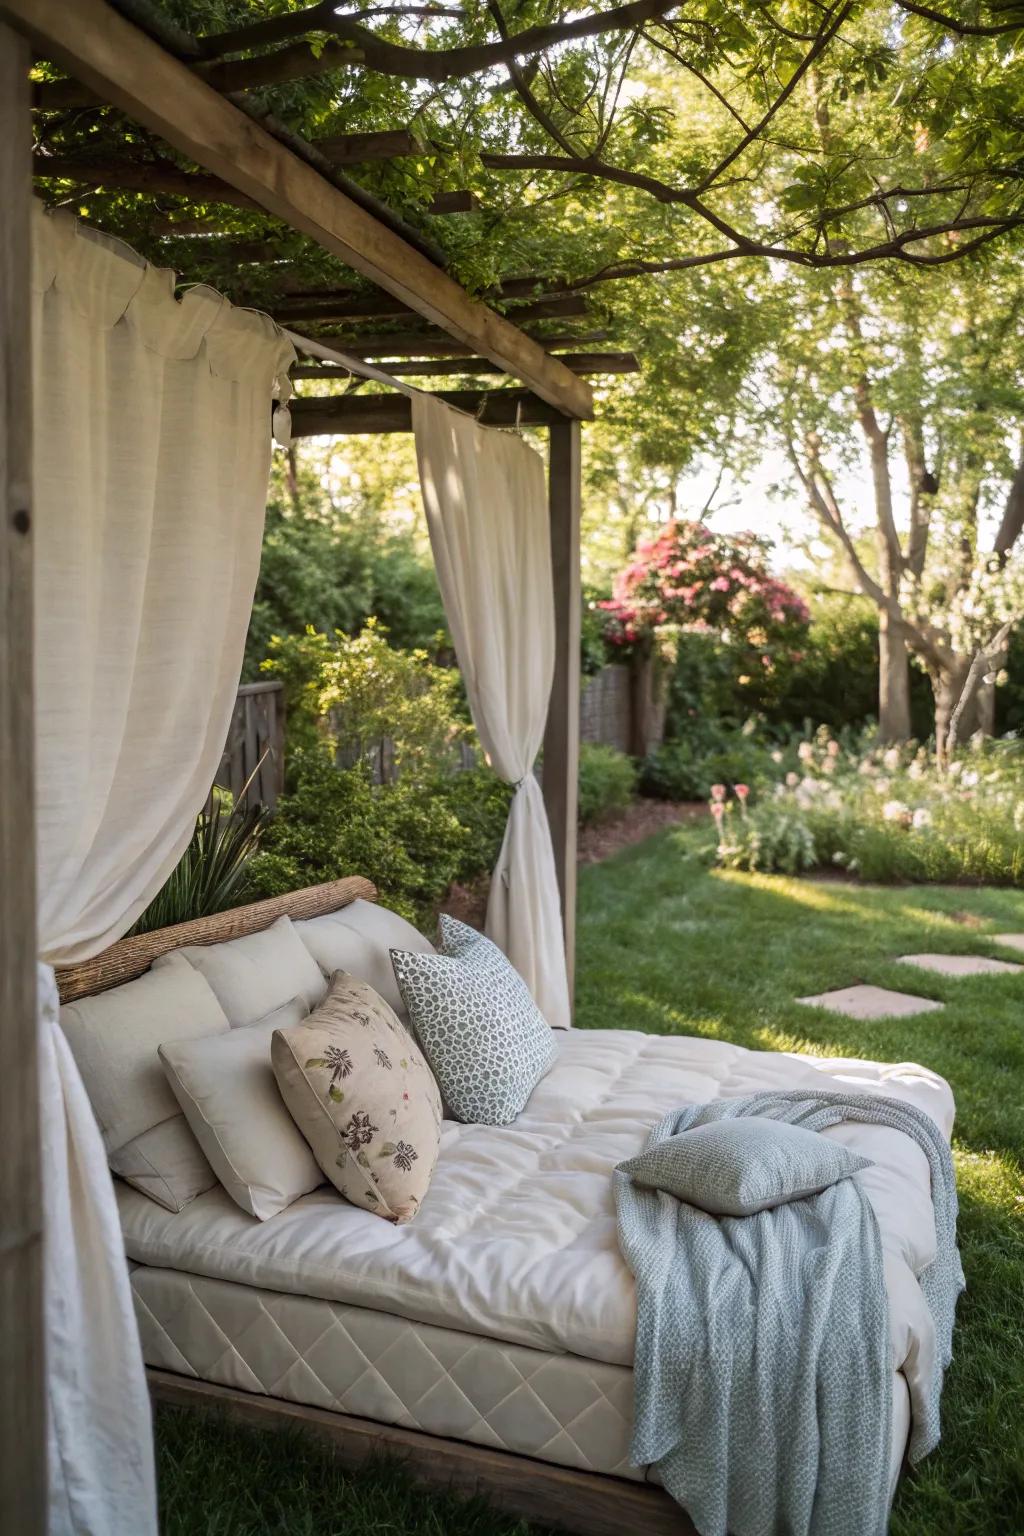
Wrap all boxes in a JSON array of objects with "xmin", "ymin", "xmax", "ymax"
[
  {"xmin": 159, "ymin": 914, "xmax": 327, "ymax": 1026},
  {"xmin": 59, "ymin": 953, "xmax": 229, "ymax": 1211},
  {"xmin": 160, "ymin": 996, "xmax": 322, "ymax": 1220},
  {"xmin": 295, "ymin": 899, "xmax": 435, "ymax": 1020}
]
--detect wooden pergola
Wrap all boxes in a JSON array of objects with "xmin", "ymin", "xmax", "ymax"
[{"xmin": 0, "ymin": 1, "xmax": 640, "ymax": 1527}]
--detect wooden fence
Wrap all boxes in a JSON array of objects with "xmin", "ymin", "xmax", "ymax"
[
  {"xmin": 580, "ymin": 660, "xmax": 665, "ymax": 758},
  {"xmin": 215, "ymin": 681, "xmax": 287, "ymax": 811}
]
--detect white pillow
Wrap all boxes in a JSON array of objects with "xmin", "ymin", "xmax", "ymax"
[
  {"xmin": 59, "ymin": 953, "xmax": 229, "ymax": 1211},
  {"xmin": 296, "ymin": 900, "xmax": 435, "ymax": 1020},
  {"xmin": 158, "ymin": 914, "xmax": 327, "ymax": 1026},
  {"xmin": 159, "ymin": 996, "xmax": 322, "ymax": 1220}
]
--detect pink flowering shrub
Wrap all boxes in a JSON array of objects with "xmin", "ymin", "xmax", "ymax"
[{"xmin": 600, "ymin": 521, "xmax": 810, "ymax": 675}]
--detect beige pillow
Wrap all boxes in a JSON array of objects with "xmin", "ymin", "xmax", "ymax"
[
  {"xmin": 158, "ymin": 913, "xmax": 327, "ymax": 1026},
  {"xmin": 59, "ymin": 953, "xmax": 229, "ymax": 1211},
  {"xmin": 160, "ymin": 996, "xmax": 322, "ymax": 1220},
  {"xmin": 272, "ymin": 973, "xmax": 442, "ymax": 1224},
  {"xmin": 295, "ymin": 900, "xmax": 435, "ymax": 1020}
]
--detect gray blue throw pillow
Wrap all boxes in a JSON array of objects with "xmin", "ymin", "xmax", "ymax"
[
  {"xmin": 390, "ymin": 915, "xmax": 557, "ymax": 1126},
  {"xmin": 618, "ymin": 1116, "xmax": 871, "ymax": 1217}
]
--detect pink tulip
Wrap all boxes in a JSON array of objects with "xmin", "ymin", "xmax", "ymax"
[
  {"xmin": 735, "ymin": 784, "xmax": 750, "ymax": 800},
  {"xmin": 711, "ymin": 783, "xmax": 727, "ymax": 801}
]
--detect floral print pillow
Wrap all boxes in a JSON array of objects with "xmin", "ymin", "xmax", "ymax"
[{"xmin": 271, "ymin": 972, "xmax": 442, "ymax": 1223}]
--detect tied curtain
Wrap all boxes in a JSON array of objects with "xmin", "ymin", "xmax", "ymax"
[
  {"xmin": 412, "ymin": 391, "xmax": 571, "ymax": 1031},
  {"xmin": 31, "ymin": 204, "xmax": 294, "ymax": 1534}
]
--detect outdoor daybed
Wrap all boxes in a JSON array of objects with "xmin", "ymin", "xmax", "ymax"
[{"xmin": 57, "ymin": 878, "xmax": 957, "ymax": 1536}]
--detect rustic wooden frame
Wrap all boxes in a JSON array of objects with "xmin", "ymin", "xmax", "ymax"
[
  {"xmin": 149, "ymin": 1370, "xmax": 694, "ymax": 1536},
  {"xmin": 0, "ymin": 24, "xmax": 46, "ymax": 1534}
]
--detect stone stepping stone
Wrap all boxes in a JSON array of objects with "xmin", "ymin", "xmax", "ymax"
[
  {"xmin": 898, "ymin": 952, "xmax": 1023, "ymax": 977},
  {"xmin": 796, "ymin": 985, "xmax": 944, "ymax": 1020},
  {"xmin": 992, "ymin": 934, "xmax": 1024, "ymax": 955}
]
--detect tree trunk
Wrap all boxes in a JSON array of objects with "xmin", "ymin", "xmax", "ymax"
[
  {"xmin": 976, "ymin": 679, "xmax": 996, "ymax": 737},
  {"xmin": 878, "ymin": 611, "xmax": 912, "ymax": 742},
  {"xmin": 933, "ymin": 660, "xmax": 971, "ymax": 766}
]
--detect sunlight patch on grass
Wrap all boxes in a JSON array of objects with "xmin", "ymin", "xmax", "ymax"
[
  {"xmin": 953, "ymin": 1147, "xmax": 1024, "ymax": 1214},
  {"xmin": 750, "ymin": 1024, "xmax": 833, "ymax": 1057},
  {"xmin": 709, "ymin": 867, "xmax": 882, "ymax": 917}
]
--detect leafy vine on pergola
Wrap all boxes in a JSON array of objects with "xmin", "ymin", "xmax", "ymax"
[{"xmin": 31, "ymin": 0, "xmax": 1024, "ymax": 339}]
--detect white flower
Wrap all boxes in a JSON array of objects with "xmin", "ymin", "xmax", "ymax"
[
  {"xmin": 882, "ymin": 799, "xmax": 912, "ymax": 825},
  {"xmin": 961, "ymin": 770, "xmax": 980, "ymax": 789},
  {"xmin": 826, "ymin": 740, "xmax": 841, "ymax": 758},
  {"xmin": 797, "ymin": 741, "xmax": 814, "ymax": 762},
  {"xmin": 911, "ymin": 807, "xmax": 933, "ymax": 830},
  {"xmin": 785, "ymin": 771, "xmax": 800, "ymax": 787},
  {"xmin": 883, "ymin": 747, "xmax": 901, "ymax": 771},
  {"xmin": 948, "ymin": 761, "xmax": 963, "ymax": 779},
  {"xmin": 771, "ymin": 749, "xmax": 784, "ymax": 764},
  {"xmin": 907, "ymin": 761, "xmax": 924, "ymax": 780},
  {"xmin": 832, "ymin": 851, "xmax": 847, "ymax": 866}
]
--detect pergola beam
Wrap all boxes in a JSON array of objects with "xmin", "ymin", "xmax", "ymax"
[
  {"xmin": 288, "ymin": 390, "xmax": 572, "ymax": 434},
  {"xmin": 313, "ymin": 128, "xmax": 423, "ymax": 163},
  {"xmin": 7, "ymin": 0, "xmax": 593, "ymax": 418},
  {"xmin": 292, "ymin": 351, "xmax": 638, "ymax": 379},
  {"xmin": 274, "ymin": 294, "xmax": 591, "ymax": 325},
  {"xmin": 313, "ymin": 330, "xmax": 609, "ymax": 358}
]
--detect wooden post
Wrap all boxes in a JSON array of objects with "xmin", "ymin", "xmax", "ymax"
[
  {"xmin": 542, "ymin": 419, "xmax": 582, "ymax": 1005},
  {"xmin": 0, "ymin": 25, "xmax": 45, "ymax": 1535}
]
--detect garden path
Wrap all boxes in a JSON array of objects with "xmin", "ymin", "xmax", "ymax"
[{"xmin": 796, "ymin": 935, "xmax": 1024, "ymax": 1019}]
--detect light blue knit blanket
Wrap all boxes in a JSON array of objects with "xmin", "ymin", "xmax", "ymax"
[{"xmin": 613, "ymin": 1090, "xmax": 964, "ymax": 1536}]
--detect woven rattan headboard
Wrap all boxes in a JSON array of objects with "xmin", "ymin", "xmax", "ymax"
[{"xmin": 55, "ymin": 876, "xmax": 378, "ymax": 1004}]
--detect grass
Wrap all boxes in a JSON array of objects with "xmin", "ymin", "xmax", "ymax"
[{"xmin": 157, "ymin": 823, "xmax": 1024, "ymax": 1535}]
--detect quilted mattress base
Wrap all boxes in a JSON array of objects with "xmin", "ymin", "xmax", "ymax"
[{"xmin": 132, "ymin": 1263, "xmax": 911, "ymax": 1495}]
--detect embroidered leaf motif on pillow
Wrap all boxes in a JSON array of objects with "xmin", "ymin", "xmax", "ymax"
[{"xmin": 272, "ymin": 972, "xmax": 442, "ymax": 1223}]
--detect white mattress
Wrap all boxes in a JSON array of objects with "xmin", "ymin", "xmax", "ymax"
[
  {"xmin": 130, "ymin": 1262, "xmax": 911, "ymax": 1494},
  {"xmin": 123, "ymin": 1029, "xmax": 953, "ymax": 1485}
]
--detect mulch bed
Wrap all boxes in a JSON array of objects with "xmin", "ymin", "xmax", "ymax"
[{"xmin": 438, "ymin": 799, "xmax": 705, "ymax": 930}]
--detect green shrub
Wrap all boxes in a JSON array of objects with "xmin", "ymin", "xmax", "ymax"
[
  {"xmin": 244, "ymin": 497, "xmax": 446, "ymax": 680},
  {"xmin": 263, "ymin": 622, "xmax": 468, "ymax": 772},
  {"xmin": 429, "ymin": 766, "xmax": 514, "ymax": 882},
  {"xmin": 577, "ymin": 745, "xmax": 638, "ymax": 825},
  {"xmin": 244, "ymin": 750, "xmax": 467, "ymax": 923},
  {"xmin": 640, "ymin": 725, "xmax": 781, "ymax": 802},
  {"xmin": 243, "ymin": 751, "xmax": 515, "ymax": 923}
]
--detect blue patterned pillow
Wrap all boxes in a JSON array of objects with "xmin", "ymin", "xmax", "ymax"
[
  {"xmin": 390, "ymin": 915, "xmax": 557, "ymax": 1126},
  {"xmin": 619, "ymin": 1117, "xmax": 871, "ymax": 1217}
]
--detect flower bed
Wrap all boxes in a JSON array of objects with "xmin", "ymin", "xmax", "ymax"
[{"xmin": 713, "ymin": 730, "xmax": 1024, "ymax": 884}]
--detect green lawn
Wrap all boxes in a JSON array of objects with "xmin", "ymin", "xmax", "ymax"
[{"xmin": 157, "ymin": 824, "xmax": 1024, "ymax": 1535}]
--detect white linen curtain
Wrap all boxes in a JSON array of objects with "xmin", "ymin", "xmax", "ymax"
[
  {"xmin": 31, "ymin": 204, "xmax": 295, "ymax": 1534},
  {"xmin": 412, "ymin": 391, "xmax": 571, "ymax": 1030}
]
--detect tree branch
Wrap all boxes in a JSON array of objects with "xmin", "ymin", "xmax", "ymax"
[
  {"xmin": 894, "ymin": 0, "xmax": 1024, "ymax": 37},
  {"xmin": 993, "ymin": 452, "xmax": 1024, "ymax": 559},
  {"xmin": 694, "ymin": 0, "xmax": 853, "ymax": 195},
  {"xmin": 196, "ymin": 0, "xmax": 683, "ymax": 78}
]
